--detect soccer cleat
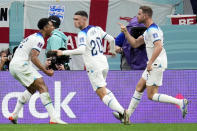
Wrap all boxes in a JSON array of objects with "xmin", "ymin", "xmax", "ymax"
[
  {"xmin": 123, "ymin": 110, "xmax": 130, "ymax": 125},
  {"xmin": 180, "ymin": 99, "xmax": 189, "ymax": 119},
  {"xmin": 8, "ymin": 114, "xmax": 18, "ymax": 124},
  {"xmin": 113, "ymin": 112, "xmax": 124, "ymax": 123},
  {"xmin": 50, "ymin": 118, "xmax": 67, "ymax": 124}
]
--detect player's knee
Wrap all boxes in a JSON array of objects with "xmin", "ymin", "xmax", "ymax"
[
  {"xmin": 136, "ymin": 85, "xmax": 144, "ymax": 92},
  {"xmin": 39, "ymin": 85, "xmax": 48, "ymax": 93},
  {"xmin": 35, "ymin": 83, "xmax": 48, "ymax": 93},
  {"xmin": 27, "ymin": 87, "xmax": 36, "ymax": 94},
  {"xmin": 33, "ymin": 78, "xmax": 48, "ymax": 93},
  {"xmin": 97, "ymin": 92, "xmax": 106, "ymax": 99},
  {"xmin": 96, "ymin": 88, "xmax": 107, "ymax": 100}
]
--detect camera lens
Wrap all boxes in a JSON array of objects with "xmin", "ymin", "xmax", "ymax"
[{"xmin": 7, "ymin": 55, "xmax": 12, "ymax": 61}]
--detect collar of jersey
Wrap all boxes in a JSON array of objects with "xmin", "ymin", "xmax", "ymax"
[
  {"xmin": 81, "ymin": 25, "xmax": 94, "ymax": 34},
  {"xmin": 36, "ymin": 32, "xmax": 44, "ymax": 38},
  {"xmin": 147, "ymin": 23, "xmax": 158, "ymax": 31}
]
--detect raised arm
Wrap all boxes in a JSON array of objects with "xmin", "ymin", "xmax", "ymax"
[
  {"xmin": 62, "ymin": 46, "xmax": 86, "ymax": 55},
  {"xmin": 56, "ymin": 31, "xmax": 87, "ymax": 56},
  {"xmin": 118, "ymin": 23, "xmax": 144, "ymax": 48}
]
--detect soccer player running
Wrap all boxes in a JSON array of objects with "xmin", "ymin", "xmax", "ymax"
[
  {"xmin": 117, "ymin": 6, "xmax": 189, "ymax": 124},
  {"xmin": 55, "ymin": 10, "xmax": 125, "ymax": 118},
  {"xmin": 9, "ymin": 18, "xmax": 66, "ymax": 124}
]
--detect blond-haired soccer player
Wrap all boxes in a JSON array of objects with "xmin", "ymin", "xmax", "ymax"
[
  {"xmin": 55, "ymin": 10, "xmax": 125, "ymax": 119},
  {"xmin": 9, "ymin": 18, "xmax": 66, "ymax": 124},
  {"xmin": 117, "ymin": 6, "xmax": 188, "ymax": 124}
]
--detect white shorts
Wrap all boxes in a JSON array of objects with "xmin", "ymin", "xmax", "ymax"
[
  {"xmin": 142, "ymin": 67, "xmax": 165, "ymax": 86},
  {"xmin": 87, "ymin": 68, "xmax": 108, "ymax": 91},
  {"xmin": 9, "ymin": 62, "xmax": 42, "ymax": 87}
]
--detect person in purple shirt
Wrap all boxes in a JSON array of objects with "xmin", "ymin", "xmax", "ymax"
[{"xmin": 115, "ymin": 16, "xmax": 148, "ymax": 70}]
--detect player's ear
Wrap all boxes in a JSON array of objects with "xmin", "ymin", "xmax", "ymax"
[
  {"xmin": 144, "ymin": 13, "xmax": 148, "ymax": 19},
  {"xmin": 42, "ymin": 25, "xmax": 47, "ymax": 31},
  {"xmin": 45, "ymin": 25, "xmax": 51, "ymax": 32},
  {"xmin": 82, "ymin": 16, "xmax": 87, "ymax": 21}
]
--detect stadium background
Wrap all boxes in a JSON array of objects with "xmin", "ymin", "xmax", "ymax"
[{"xmin": 0, "ymin": 0, "xmax": 197, "ymax": 129}]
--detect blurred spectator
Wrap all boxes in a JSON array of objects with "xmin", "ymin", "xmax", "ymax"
[
  {"xmin": 45, "ymin": 57, "xmax": 66, "ymax": 71},
  {"xmin": 45, "ymin": 15, "xmax": 69, "ymax": 71},
  {"xmin": 45, "ymin": 48, "xmax": 70, "ymax": 71},
  {"xmin": 46, "ymin": 15, "xmax": 68, "ymax": 53},
  {"xmin": 0, "ymin": 49, "xmax": 12, "ymax": 71},
  {"xmin": 115, "ymin": 16, "xmax": 148, "ymax": 70},
  {"xmin": 191, "ymin": 0, "xmax": 197, "ymax": 14}
]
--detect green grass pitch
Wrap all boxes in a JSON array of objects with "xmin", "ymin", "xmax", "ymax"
[{"xmin": 0, "ymin": 123, "xmax": 197, "ymax": 131}]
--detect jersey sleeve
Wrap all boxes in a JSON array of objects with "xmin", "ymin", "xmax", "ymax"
[
  {"xmin": 96, "ymin": 26, "xmax": 107, "ymax": 39},
  {"xmin": 149, "ymin": 28, "xmax": 162, "ymax": 44},
  {"xmin": 115, "ymin": 32, "xmax": 125, "ymax": 47},
  {"xmin": 77, "ymin": 31, "xmax": 87, "ymax": 47},
  {"xmin": 32, "ymin": 39, "xmax": 44, "ymax": 52}
]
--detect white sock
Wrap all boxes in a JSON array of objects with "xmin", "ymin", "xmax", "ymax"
[
  {"xmin": 13, "ymin": 90, "xmax": 32, "ymax": 116},
  {"xmin": 128, "ymin": 90, "xmax": 143, "ymax": 117},
  {"xmin": 102, "ymin": 89, "xmax": 124, "ymax": 115},
  {"xmin": 152, "ymin": 93, "xmax": 181, "ymax": 105},
  {"xmin": 40, "ymin": 92, "xmax": 57, "ymax": 119}
]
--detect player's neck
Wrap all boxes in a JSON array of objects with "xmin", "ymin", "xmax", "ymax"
[
  {"xmin": 39, "ymin": 31, "xmax": 46, "ymax": 38},
  {"xmin": 80, "ymin": 24, "xmax": 88, "ymax": 30},
  {"xmin": 144, "ymin": 18, "xmax": 153, "ymax": 28}
]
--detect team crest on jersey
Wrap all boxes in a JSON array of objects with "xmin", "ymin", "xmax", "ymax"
[
  {"xmin": 153, "ymin": 33, "xmax": 158, "ymax": 38},
  {"xmin": 79, "ymin": 37, "xmax": 84, "ymax": 43}
]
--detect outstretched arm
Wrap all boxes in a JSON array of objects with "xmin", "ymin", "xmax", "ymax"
[
  {"xmin": 118, "ymin": 23, "xmax": 144, "ymax": 48},
  {"xmin": 55, "ymin": 45, "xmax": 86, "ymax": 56},
  {"xmin": 62, "ymin": 46, "xmax": 86, "ymax": 55},
  {"xmin": 57, "ymin": 31, "xmax": 87, "ymax": 56}
]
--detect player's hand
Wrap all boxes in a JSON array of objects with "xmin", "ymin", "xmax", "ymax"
[
  {"xmin": 147, "ymin": 63, "xmax": 152, "ymax": 73},
  {"xmin": 111, "ymin": 52, "xmax": 116, "ymax": 57},
  {"xmin": 108, "ymin": 50, "xmax": 116, "ymax": 57},
  {"xmin": 115, "ymin": 46, "xmax": 122, "ymax": 53},
  {"xmin": 118, "ymin": 23, "xmax": 127, "ymax": 33},
  {"xmin": 108, "ymin": 44, "xmax": 116, "ymax": 57},
  {"xmin": 53, "ymin": 50, "xmax": 63, "ymax": 56},
  {"xmin": 45, "ymin": 69, "xmax": 54, "ymax": 76}
]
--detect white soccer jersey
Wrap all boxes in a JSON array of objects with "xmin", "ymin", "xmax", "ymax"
[
  {"xmin": 143, "ymin": 23, "xmax": 167, "ymax": 69},
  {"xmin": 77, "ymin": 25, "xmax": 109, "ymax": 70},
  {"xmin": 11, "ymin": 32, "xmax": 45, "ymax": 63}
]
